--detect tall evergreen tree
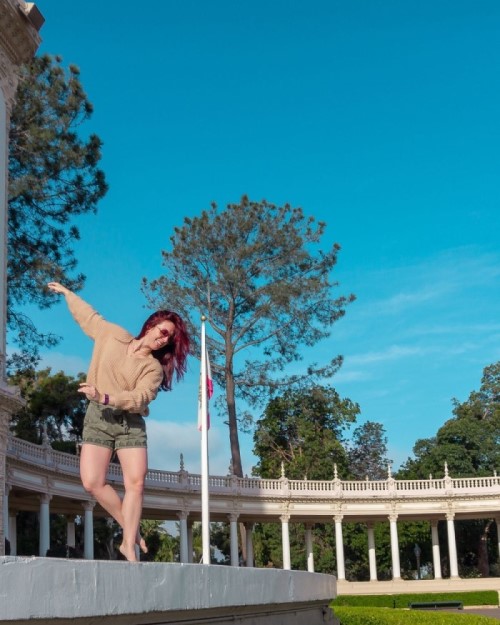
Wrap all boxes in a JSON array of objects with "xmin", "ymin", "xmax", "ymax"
[
  {"xmin": 397, "ymin": 361, "xmax": 500, "ymax": 577},
  {"xmin": 9, "ymin": 367, "xmax": 86, "ymax": 454},
  {"xmin": 143, "ymin": 197, "xmax": 354, "ymax": 477},
  {"xmin": 252, "ymin": 385, "xmax": 360, "ymax": 574},
  {"xmin": 8, "ymin": 54, "xmax": 107, "ymax": 370},
  {"xmin": 398, "ymin": 361, "xmax": 500, "ymax": 479},
  {"xmin": 347, "ymin": 421, "xmax": 392, "ymax": 480},
  {"xmin": 253, "ymin": 385, "xmax": 359, "ymax": 480}
]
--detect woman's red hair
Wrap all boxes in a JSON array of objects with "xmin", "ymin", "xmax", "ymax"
[{"xmin": 136, "ymin": 310, "xmax": 190, "ymax": 391}]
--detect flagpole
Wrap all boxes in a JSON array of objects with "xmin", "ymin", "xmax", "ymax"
[{"xmin": 200, "ymin": 315, "xmax": 210, "ymax": 564}]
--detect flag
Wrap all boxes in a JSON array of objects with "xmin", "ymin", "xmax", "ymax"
[{"xmin": 198, "ymin": 348, "xmax": 213, "ymax": 431}]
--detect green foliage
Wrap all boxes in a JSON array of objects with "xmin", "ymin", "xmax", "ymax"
[
  {"xmin": 9, "ymin": 367, "xmax": 86, "ymax": 447},
  {"xmin": 252, "ymin": 385, "xmax": 406, "ymax": 577},
  {"xmin": 347, "ymin": 421, "xmax": 392, "ymax": 480},
  {"xmin": 210, "ymin": 522, "xmax": 232, "ymax": 564},
  {"xmin": 251, "ymin": 383, "xmax": 359, "ymax": 574},
  {"xmin": 142, "ymin": 196, "xmax": 355, "ymax": 476},
  {"xmin": 252, "ymin": 521, "xmax": 310, "ymax": 570},
  {"xmin": 398, "ymin": 362, "xmax": 500, "ymax": 479},
  {"xmin": 8, "ymin": 53, "xmax": 107, "ymax": 369},
  {"xmin": 15, "ymin": 511, "xmax": 39, "ymax": 556},
  {"xmin": 395, "ymin": 521, "xmax": 433, "ymax": 579},
  {"xmin": 332, "ymin": 591, "xmax": 498, "ymax": 608},
  {"xmin": 253, "ymin": 385, "xmax": 359, "ymax": 480},
  {"xmin": 253, "ymin": 523, "xmax": 281, "ymax": 568},
  {"xmin": 334, "ymin": 606, "xmax": 498, "ymax": 625},
  {"xmin": 395, "ymin": 362, "xmax": 500, "ymax": 579},
  {"xmin": 139, "ymin": 520, "xmax": 179, "ymax": 562},
  {"xmin": 192, "ymin": 521, "xmax": 228, "ymax": 564}
]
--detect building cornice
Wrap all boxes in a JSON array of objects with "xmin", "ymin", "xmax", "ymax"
[
  {"xmin": 0, "ymin": 0, "xmax": 43, "ymax": 112},
  {"xmin": 6, "ymin": 435, "xmax": 500, "ymax": 523}
]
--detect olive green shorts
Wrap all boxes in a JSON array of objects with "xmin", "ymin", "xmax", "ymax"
[{"xmin": 82, "ymin": 401, "xmax": 147, "ymax": 450}]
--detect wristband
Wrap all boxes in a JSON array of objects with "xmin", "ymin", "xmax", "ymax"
[{"xmin": 103, "ymin": 394, "xmax": 109, "ymax": 406}]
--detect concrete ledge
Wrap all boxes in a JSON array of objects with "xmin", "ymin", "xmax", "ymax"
[
  {"xmin": 0, "ymin": 557, "xmax": 338, "ymax": 625},
  {"xmin": 337, "ymin": 577, "xmax": 500, "ymax": 595}
]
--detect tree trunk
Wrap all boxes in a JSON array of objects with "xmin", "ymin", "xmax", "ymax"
[
  {"xmin": 225, "ymin": 367, "xmax": 243, "ymax": 478},
  {"xmin": 225, "ymin": 366, "xmax": 247, "ymax": 563},
  {"xmin": 477, "ymin": 520, "xmax": 492, "ymax": 577}
]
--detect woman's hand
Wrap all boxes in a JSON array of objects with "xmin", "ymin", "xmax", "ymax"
[
  {"xmin": 78, "ymin": 382, "xmax": 101, "ymax": 403},
  {"xmin": 47, "ymin": 281, "xmax": 71, "ymax": 296}
]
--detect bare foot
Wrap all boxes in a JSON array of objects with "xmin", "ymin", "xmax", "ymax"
[
  {"xmin": 119, "ymin": 543, "xmax": 138, "ymax": 562},
  {"xmin": 136, "ymin": 534, "xmax": 148, "ymax": 554}
]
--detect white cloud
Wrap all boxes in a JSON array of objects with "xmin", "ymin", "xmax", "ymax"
[
  {"xmin": 333, "ymin": 369, "xmax": 371, "ymax": 383},
  {"xmin": 146, "ymin": 419, "xmax": 230, "ymax": 477},
  {"xmin": 347, "ymin": 345, "xmax": 429, "ymax": 365},
  {"xmin": 407, "ymin": 322, "xmax": 500, "ymax": 338},
  {"xmin": 38, "ymin": 352, "xmax": 88, "ymax": 376},
  {"xmin": 374, "ymin": 286, "xmax": 447, "ymax": 316},
  {"xmin": 353, "ymin": 247, "xmax": 500, "ymax": 319}
]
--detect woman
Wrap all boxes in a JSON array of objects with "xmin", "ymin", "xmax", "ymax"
[{"xmin": 47, "ymin": 281, "xmax": 190, "ymax": 561}]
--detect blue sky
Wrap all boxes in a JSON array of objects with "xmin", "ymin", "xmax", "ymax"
[{"xmin": 20, "ymin": 0, "xmax": 500, "ymax": 477}]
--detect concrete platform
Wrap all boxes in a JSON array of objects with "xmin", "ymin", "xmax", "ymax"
[
  {"xmin": 0, "ymin": 557, "xmax": 338, "ymax": 625},
  {"xmin": 337, "ymin": 576, "xmax": 500, "ymax": 595}
]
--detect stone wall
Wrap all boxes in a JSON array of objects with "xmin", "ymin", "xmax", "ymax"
[
  {"xmin": 0, "ymin": 558, "xmax": 338, "ymax": 625},
  {"xmin": 0, "ymin": 0, "xmax": 43, "ymax": 556}
]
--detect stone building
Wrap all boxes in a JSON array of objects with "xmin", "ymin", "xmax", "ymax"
[{"xmin": 0, "ymin": 0, "xmax": 43, "ymax": 555}]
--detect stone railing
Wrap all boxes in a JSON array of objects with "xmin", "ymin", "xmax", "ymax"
[{"xmin": 7, "ymin": 434, "xmax": 500, "ymax": 501}]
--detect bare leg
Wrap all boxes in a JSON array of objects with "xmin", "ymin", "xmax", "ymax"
[
  {"xmin": 80, "ymin": 443, "xmax": 120, "ymax": 519},
  {"xmin": 116, "ymin": 446, "xmax": 147, "ymax": 562},
  {"xmin": 80, "ymin": 444, "xmax": 147, "ymax": 559}
]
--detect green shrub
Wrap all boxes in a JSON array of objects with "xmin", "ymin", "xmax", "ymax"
[
  {"xmin": 332, "ymin": 591, "xmax": 498, "ymax": 608},
  {"xmin": 334, "ymin": 606, "xmax": 499, "ymax": 625}
]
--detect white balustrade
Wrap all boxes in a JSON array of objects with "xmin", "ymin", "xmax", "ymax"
[{"xmin": 7, "ymin": 434, "xmax": 500, "ymax": 505}]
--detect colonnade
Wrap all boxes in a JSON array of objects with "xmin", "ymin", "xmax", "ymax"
[
  {"xmin": 5, "ymin": 479, "xmax": 499, "ymax": 580},
  {"xmin": 4, "ymin": 487, "xmax": 95, "ymax": 559},
  {"xmin": 5, "ymin": 435, "xmax": 500, "ymax": 579}
]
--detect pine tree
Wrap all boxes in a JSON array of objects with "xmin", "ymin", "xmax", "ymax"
[
  {"xmin": 143, "ymin": 196, "xmax": 354, "ymax": 477},
  {"xmin": 8, "ymin": 54, "xmax": 107, "ymax": 370}
]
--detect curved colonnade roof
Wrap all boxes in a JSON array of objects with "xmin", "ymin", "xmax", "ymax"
[{"xmin": 6, "ymin": 435, "xmax": 500, "ymax": 524}]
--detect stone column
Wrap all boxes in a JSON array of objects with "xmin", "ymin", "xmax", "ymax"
[
  {"xmin": 66, "ymin": 516, "xmax": 76, "ymax": 551},
  {"xmin": 3, "ymin": 483, "xmax": 8, "ymax": 543},
  {"xmin": 82, "ymin": 501, "xmax": 94, "ymax": 560},
  {"xmin": 187, "ymin": 520, "xmax": 194, "ymax": 563},
  {"xmin": 446, "ymin": 512, "xmax": 459, "ymax": 578},
  {"xmin": 0, "ymin": 407, "xmax": 21, "ymax": 556},
  {"xmin": 245, "ymin": 522, "xmax": 254, "ymax": 568},
  {"xmin": 496, "ymin": 517, "xmax": 500, "ymax": 562},
  {"xmin": 389, "ymin": 513, "xmax": 401, "ymax": 579},
  {"xmin": 367, "ymin": 522, "xmax": 377, "ymax": 581},
  {"xmin": 305, "ymin": 523, "xmax": 314, "ymax": 573},
  {"xmin": 0, "ymin": 0, "xmax": 43, "ymax": 556},
  {"xmin": 431, "ymin": 520, "xmax": 442, "ymax": 579},
  {"xmin": 8, "ymin": 510, "xmax": 16, "ymax": 554},
  {"xmin": 39, "ymin": 493, "xmax": 51, "ymax": 556},
  {"xmin": 177, "ymin": 511, "xmax": 189, "ymax": 563},
  {"xmin": 229, "ymin": 513, "xmax": 239, "ymax": 566},
  {"xmin": 280, "ymin": 514, "xmax": 291, "ymax": 570},
  {"xmin": 334, "ymin": 515, "xmax": 346, "ymax": 581}
]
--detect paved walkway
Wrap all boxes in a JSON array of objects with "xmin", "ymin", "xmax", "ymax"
[
  {"xmin": 463, "ymin": 607, "xmax": 500, "ymax": 620},
  {"xmin": 408, "ymin": 607, "xmax": 500, "ymax": 620}
]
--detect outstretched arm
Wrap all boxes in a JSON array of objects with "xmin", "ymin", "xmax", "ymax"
[
  {"xmin": 47, "ymin": 281, "xmax": 72, "ymax": 296},
  {"xmin": 47, "ymin": 281, "xmax": 105, "ymax": 340}
]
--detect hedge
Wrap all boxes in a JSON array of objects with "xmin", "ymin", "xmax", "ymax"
[
  {"xmin": 334, "ymin": 607, "xmax": 499, "ymax": 625},
  {"xmin": 332, "ymin": 590, "xmax": 498, "ymax": 608}
]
